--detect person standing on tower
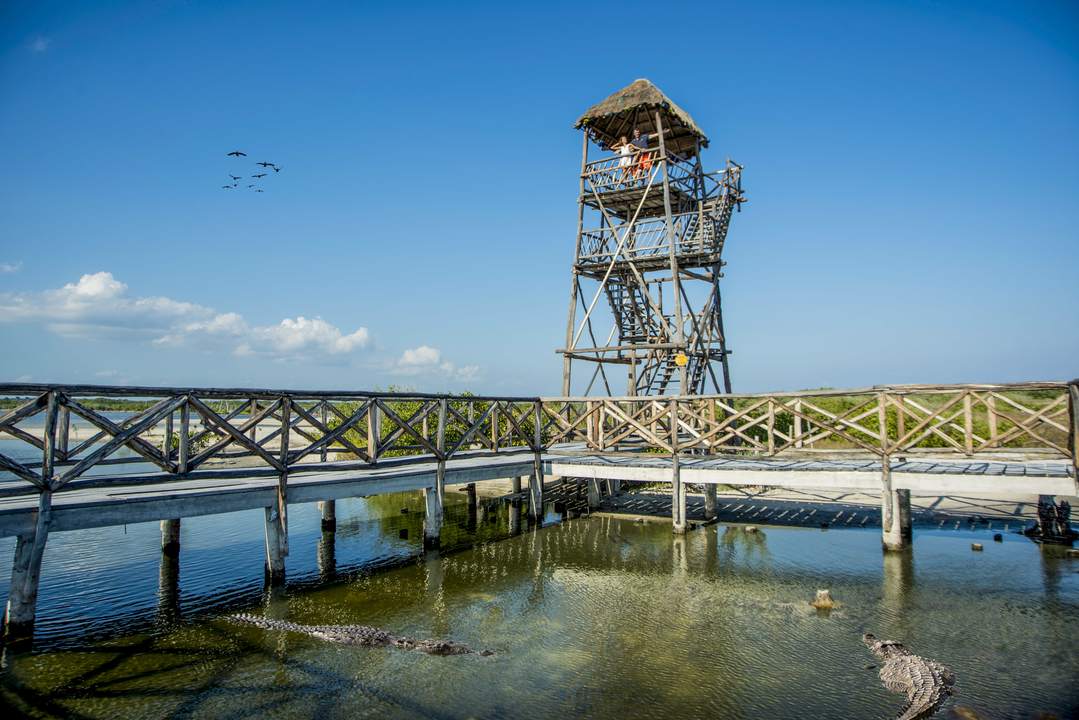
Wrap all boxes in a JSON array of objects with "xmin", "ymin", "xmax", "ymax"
[
  {"xmin": 630, "ymin": 125, "xmax": 664, "ymax": 180},
  {"xmin": 613, "ymin": 135, "xmax": 634, "ymax": 186}
]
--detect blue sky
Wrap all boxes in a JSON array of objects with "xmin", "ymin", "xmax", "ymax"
[{"xmin": 1, "ymin": 0, "xmax": 1076, "ymax": 395}]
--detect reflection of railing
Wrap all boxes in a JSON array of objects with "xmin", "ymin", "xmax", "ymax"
[
  {"xmin": 582, "ymin": 150, "xmax": 697, "ymax": 197},
  {"xmin": 540, "ymin": 383, "xmax": 1077, "ymax": 461},
  {"xmin": 579, "ymin": 209, "xmax": 722, "ymax": 266}
]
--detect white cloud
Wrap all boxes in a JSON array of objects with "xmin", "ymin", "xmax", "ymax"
[
  {"xmin": 0, "ymin": 262, "xmax": 22, "ymax": 273},
  {"xmin": 0, "ymin": 272, "xmax": 211, "ymax": 339},
  {"xmin": 233, "ymin": 317, "xmax": 370, "ymax": 358},
  {"xmin": 394, "ymin": 345, "xmax": 481, "ymax": 382},
  {"xmin": 30, "ymin": 36, "xmax": 51, "ymax": 53},
  {"xmin": 399, "ymin": 345, "xmax": 441, "ymax": 367},
  {"xmin": 0, "ymin": 271, "xmax": 372, "ymax": 361}
]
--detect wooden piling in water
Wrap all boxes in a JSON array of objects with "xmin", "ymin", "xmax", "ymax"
[
  {"xmin": 319, "ymin": 500, "xmax": 336, "ymax": 531},
  {"xmin": 317, "ymin": 528, "xmax": 336, "ymax": 580},
  {"xmin": 703, "ymin": 483, "xmax": 717, "ymax": 520},
  {"xmin": 587, "ymin": 478, "xmax": 602, "ymax": 509},
  {"xmin": 424, "ymin": 486, "xmax": 442, "ymax": 549},
  {"xmin": 880, "ymin": 458, "xmax": 911, "ymax": 551},
  {"xmin": 4, "ymin": 392, "xmax": 60, "ymax": 640},
  {"xmin": 160, "ymin": 518, "xmax": 180, "ymax": 557},
  {"xmin": 263, "ymin": 505, "xmax": 285, "ymax": 585}
]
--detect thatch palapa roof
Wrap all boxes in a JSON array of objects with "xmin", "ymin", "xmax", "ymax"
[{"xmin": 575, "ymin": 79, "xmax": 708, "ymax": 156}]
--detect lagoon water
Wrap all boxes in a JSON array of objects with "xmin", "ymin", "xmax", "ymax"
[{"xmin": 0, "ymin": 487, "xmax": 1077, "ymax": 719}]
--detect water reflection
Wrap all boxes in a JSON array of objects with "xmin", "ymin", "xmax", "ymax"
[
  {"xmin": 0, "ymin": 504, "xmax": 1077, "ymax": 718},
  {"xmin": 156, "ymin": 550, "xmax": 180, "ymax": 626},
  {"xmin": 881, "ymin": 548, "xmax": 915, "ymax": 638}
]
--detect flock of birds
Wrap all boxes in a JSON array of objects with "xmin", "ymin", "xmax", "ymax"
[{"xmin": 221, "ymin": 150, "xmax": 281, "ymax": 192}]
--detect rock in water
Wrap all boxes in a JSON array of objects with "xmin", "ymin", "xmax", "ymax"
[
  {"xmin": 228, "ymin": 614, "xmax": 492, "ymax": 656},
  {"xmin": 863, "ymin": 633, "xmax": 956, "ymax": 720},
  {"xmin": 810, "ymin": 589, "xmax": 836, "ymax": 609}
]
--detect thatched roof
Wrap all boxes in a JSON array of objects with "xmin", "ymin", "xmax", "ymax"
[{"xmin": 575, "ymin": 79, "xmax": 708, "ymax": 156}]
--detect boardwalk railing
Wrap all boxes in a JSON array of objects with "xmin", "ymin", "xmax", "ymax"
[
  {"xmin": 541, "ymin": 382, "xmax": 1078, "ymax": 462},
  {"xmin": 1, "ymin": 382, "xmax": 1076, "ymax": 498},
  {"xmin": 0, "ymin": 386, "xmax": 545, "ymax": 496}
]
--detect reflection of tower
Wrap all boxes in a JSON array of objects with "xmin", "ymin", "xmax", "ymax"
[{"xmin": 559, "ymin": 79, "xmax": 745, "ymax": 396}]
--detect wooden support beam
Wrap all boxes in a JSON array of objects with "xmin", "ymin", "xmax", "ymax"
[
  {"xmin": 3, "ymin": 490, "xmax": 53, "ymax": 638},
  {"xmin": 160, "ymin": 518, "xmax": 180, "ymax": 557},
  {"xmin": 424, "ymin": 486, "xmax": 441, "ymax": 550},
  {"xmin": 263, "ymin": 505, "xmax": 285, "ymax": 585},
  {"xmin": 587, "ymin": 477, "xmax": 602, "ymax": 509},
  {"xmin": 317, "ymin": 524, "xmax": 336, "ymax": 581},
  {"xmin": 319, "ymin": 500, "xmax": 336, "ymax": 531},
  {"xmin": 703, "ymin": 483, "xmax": 717, "ymax": 520}
]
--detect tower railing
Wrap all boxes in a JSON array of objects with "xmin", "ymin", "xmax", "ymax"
[
  {"xmin": 578, "ymin": 210, "xmax": 720, "ymax": 267},
  {"xmin": 581, "ymin": 151, "xmax": 697, "ymax": 198}
]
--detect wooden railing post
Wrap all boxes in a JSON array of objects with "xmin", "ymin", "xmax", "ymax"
[
  {"xmin": 277, "ymin": 396, "xmax": 290, "ymax": 556},
  {"xmin": 793, "ymin": 398, "xmax": 803, "ymax": 449},
  {"xmin": 986, "ymin": 394, "xmax": 998, "ymax": 448},
  {"xmin": 248, "ymin": 399, "xmax": 258, "ymax": 442},
  {"xmin": 766, "ymin": 397, "xmax": 776, "ymax": 455},
  {"xmin": 963, "ymin": 391, "xmax": 974, "ymax": 457},
  {"xmin": 178, "ymin": 398, "xmax": 190, "ymax": 475},
  {"xmin": 57, "ymin": 404, "xmax": 70, "ymax": 461},
  {"xmin": 162, "ymin": 403, "xmax": 173, "ymax": 461},
  {"xmin": 320, "ymin": 401, "xmax": 328, "ymax": 463},
  {"xmin": 367, "ymin": 400, "xmax": 380, "ymax": 464}
]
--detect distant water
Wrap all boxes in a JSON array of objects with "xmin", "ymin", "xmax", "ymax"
[{"xmin": 0, "ymin": 500, "xmax": 1076, "ymax": 719}]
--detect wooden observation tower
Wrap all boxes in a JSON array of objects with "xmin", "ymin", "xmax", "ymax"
[{"xmin": 559, "ymin": 79, "xmax": 745, "ymax": 396}]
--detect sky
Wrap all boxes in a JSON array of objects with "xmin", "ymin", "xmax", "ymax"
[{"xmin": 1, "ymin": 0, "xmax": 1076, "ymax": 395}]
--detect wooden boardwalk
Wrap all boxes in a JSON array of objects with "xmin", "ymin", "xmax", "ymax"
[
  {"xmin": 0, "ymin": 380, "xmax": 1075, "ymax": 639},
  {"xmin": 548, "ymin": 452, "xmax": 1076, "ymax": 495},
  {"xmin": 0, "ymin": 452, "xmax": 536, "ymax": 537}
]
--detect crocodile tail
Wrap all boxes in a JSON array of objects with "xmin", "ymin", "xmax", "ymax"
[
  {"xmin": 896, "ymin": 666, "xmax": 954, "ymax": 720},
  {"xmin": 228, "ymin": 613, "xmax": 309, "ymax": 634}
]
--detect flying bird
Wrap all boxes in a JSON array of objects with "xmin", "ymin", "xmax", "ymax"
[
  {"xmin": 229, "ymin": 174, "xmax": 242, "ymax": 180},
  {"xmin": 247, "ymin": 184, "xmax": 255, "ymax": 188},
  {"xmin": 221, "ymin": 185, "xmax": 233, "ymax": 189},
  {"xmin": 272, "ymin": 165, "xmax": 281, "ymax": 172},
  {"xmin": 232, "ymin": 182, "xmax": 239, "ymax": 187},
  {"xmin": 252, "ymin": 173, "xmax": 267, "ymax": 178},
  {"xmin": 227, "ymin": 151, "xmax": 247, "ymax": 157},
  {"xmin": 255, "ymin": 189, "xmax": 264, "ymax": 193},
  {"xmin": 257, "ymin": 161, "xmax": 275, "ymax": 168}
]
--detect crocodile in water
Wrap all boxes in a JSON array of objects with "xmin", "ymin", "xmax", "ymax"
[
  {"xmin": 863, "ymin": 633, "xmax": 956, "ymax": 720},
  {"xmin": 229, "ymin": 613, "xmax": 493, "ymax": 656}
]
